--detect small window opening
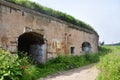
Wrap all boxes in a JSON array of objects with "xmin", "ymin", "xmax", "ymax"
[{"xmin": 70, "ymin": 47, "xmax": 75, "ymax": 54}]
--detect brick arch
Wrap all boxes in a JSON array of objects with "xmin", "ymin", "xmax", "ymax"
[
  {"xmin": 18, "ymin": 32, "xmax": 45, "ymax": 53},
  {"xmin": 82, "ymin": 42, "xmax": 91, "ymax": 52},
  {"xmin": 18, "ymin": 32, "xmax": 47, "ymax": 64}
]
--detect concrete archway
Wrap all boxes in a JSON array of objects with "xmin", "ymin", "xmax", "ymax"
[
  {"xmin": 82, "ymin": 42, "xmax": 91, "ymax": 52},
  {"xmin": 18, "ymin": 32, "xmax": 46, "ymax": 64}
]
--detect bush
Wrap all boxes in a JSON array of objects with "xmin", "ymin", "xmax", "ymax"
[
  {"xmin": 0, "ymin": 46, "xmax": 109, "ymax": 80},
  {"xmin": 0, "ymin": 49, "xmax": 35, "ymax": 80},
  {"xmin": 21, "ymin": 65, "xmax": 38, "ymax": 80},
  {"xmin": 0, "ymin": 49, "xmax": 22, "ymax": 80}
]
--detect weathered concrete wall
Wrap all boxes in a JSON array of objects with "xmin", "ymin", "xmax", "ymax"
[{"xmin": 0, "ymin": 1, "xmax": 99, "ymax": 59}]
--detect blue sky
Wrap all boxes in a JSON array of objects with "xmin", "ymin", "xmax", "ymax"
[{"xmin": 31, "ymin": 0, "xmax": 120, "ymax": 44}]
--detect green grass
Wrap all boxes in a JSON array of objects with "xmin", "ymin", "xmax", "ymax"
[
  {"xmin": 5, "ymin": 0, "xmax": 96, "ymax": 32},
  {"xmin": 0, "ymin": 46, "xmax": 111, "ymax": 80},
  {"xmin": 96, "ymin": 46, "xmax": 120, "ymax": 80},
  {"xmin": 23, "ymin": 46, "xmax": 110, "ymax": 79}
]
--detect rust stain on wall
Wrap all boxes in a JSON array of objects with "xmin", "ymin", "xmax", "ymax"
[{"xmin": 1, "ymin": 34, "xmax": 9, "ymax": 50}]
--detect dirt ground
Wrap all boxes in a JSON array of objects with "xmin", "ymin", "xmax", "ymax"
[{"xmin": 38, "ymin": 64, "xmax": 99, "ymax": 80}]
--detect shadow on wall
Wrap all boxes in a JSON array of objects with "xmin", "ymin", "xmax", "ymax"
[{"xmin": 18, "ymin": 32, "xmax": 46, "ymax": 64}]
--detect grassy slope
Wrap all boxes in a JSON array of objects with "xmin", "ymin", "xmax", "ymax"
[
  {"xmin": 5, "ymin": 0, "xmax": 96, "ymax": 32},
  {"xmin": 96, "ymin": 46, "xmax": 120, "ymax": 80}
]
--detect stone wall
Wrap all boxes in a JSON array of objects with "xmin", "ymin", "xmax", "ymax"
[{"xmin": 0, "ymin": 0, "xmax": 99, "ymax": 59}]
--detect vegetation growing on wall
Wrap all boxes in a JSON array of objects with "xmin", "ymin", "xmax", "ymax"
[{"xmin": 5, "ymin": 0, "xmax": 96, "ymax": 32}]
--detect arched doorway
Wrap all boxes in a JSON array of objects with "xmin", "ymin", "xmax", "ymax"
[
  {"xmin": 18, "ymin": 32, "xmax": 46, "ymax": 64},
  {"xmin": 82, "ymin": 42, "xmax": 91, "ymax": 52}
]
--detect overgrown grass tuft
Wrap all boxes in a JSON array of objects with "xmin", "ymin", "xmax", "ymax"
[
  {"xmin": 5, "ymin": 0, "xmax": 96, "ymax": 32},
  {"xmin": 96, "ymin": 46, "xmax": 120, "ymax": 80},
  {"xmin": 30, "ymin": 46, "xmax": 110, "ymax": 79},
  {"xmin": 0, "ymin": 46, "xmax": 111, "ymax": 80}
]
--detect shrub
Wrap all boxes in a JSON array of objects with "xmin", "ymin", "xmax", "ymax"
[
  {"xmin": 21, "ymin": 65, "xmax": 38, "ymax": 80},
  {"xmin": 0, "ymin": 46, "xmax": 109, "ymax": 80},
  {"xmin": 0, "ymin": 49, "xmax": 22, "ymax": 80},
  {"xmin": 0, "ymin": 49, "xmax": 35, "ymax": 80}
]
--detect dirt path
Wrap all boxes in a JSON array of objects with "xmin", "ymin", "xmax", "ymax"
[{"xmin": 39, "ymin": 64, "xmax": 99, "ymax": 80}]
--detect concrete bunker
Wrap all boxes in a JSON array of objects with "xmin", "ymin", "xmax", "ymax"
[
  {"xmin": 82, "ymin": 42, "xmax": 91, "ymax": 52},
  {"xmin": 18, "ymin": 32, "xmax": 46, "ymax": 64}
]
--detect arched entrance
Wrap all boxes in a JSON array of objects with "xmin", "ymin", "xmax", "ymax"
[
  {"xmin": 82, "ymin": 42, "xmax": 91, "ymax": 52},
  {"xmin": 18, "ymin": 32, "xmax": 46, "ymax": 64}
]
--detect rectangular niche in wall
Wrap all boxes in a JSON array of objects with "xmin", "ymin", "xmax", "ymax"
[{"xmin": 70, "ymin": 47, "xmax": 75, "ymax": 54}]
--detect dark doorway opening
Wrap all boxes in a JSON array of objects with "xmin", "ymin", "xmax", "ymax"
[
  {"xmin": 70, "ymin": 47, "xmax": 75, "ymax": 54},
  {"xmin": 82, "ymin": 42, "xmax": 91, "ymax": 52},
  {"xmin": 18, "ymin": 32, "xmax": 46, "ymax": 64}
]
